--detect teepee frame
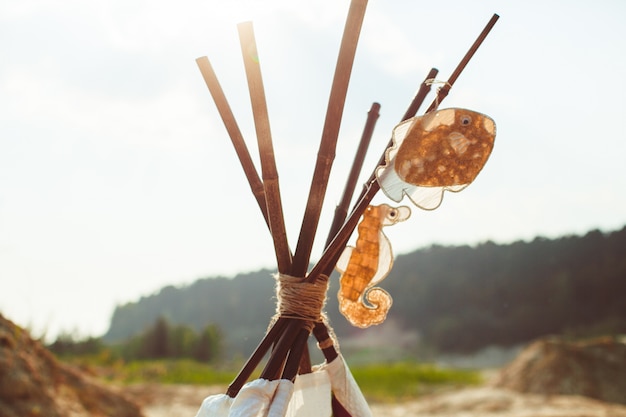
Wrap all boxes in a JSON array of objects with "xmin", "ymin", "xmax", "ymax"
[{"xmin": 196, "ymin": 1, "xmax": 498, "ymax": 413}]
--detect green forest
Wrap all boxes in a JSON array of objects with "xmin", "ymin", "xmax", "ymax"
[
  {"xmin": 50, "ymin": 317, "xmax": 222, "ymax": 363},
  {"xmin": 102, "ymin": 225, "xmax": 626, "ymax": 357}
]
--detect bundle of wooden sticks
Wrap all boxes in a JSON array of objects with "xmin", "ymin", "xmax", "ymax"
[{"xmin": 195, "ymin": 1, "xmax": 498, "ymax": 415}]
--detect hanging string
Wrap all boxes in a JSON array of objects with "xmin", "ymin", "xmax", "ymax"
[{"xmin": 424, "ymin": 78, "xmax": 452, "ymax": 111}]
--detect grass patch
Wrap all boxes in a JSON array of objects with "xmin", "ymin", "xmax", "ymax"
[
  {"xmin": 111, "ymin": 359, "xmax": 239, "ymax": 385},
  {"xmin": 350, "ymin": 362, "xmax": 482, "ymax": 402},
  {"xmin": 62, "ymin": 355, "xmax": 481, "ymax": 401},
  {"xmin": 65, "ymin": 356, "xmax": 241, "ymax": 386}
]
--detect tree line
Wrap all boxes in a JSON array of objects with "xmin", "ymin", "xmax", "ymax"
[
  {"xmin": 386, "ymin": 227, "xmax": 626, "ymax": 352},
  {"xmin": 49, "ymin": 316, "xmax": 223, "ymax": 362},
  {"xmin": 103, "ymin": 225, "xmax": 626, "ymax": 356}
]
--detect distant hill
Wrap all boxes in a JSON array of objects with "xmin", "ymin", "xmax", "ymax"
[{"xmin": 103, "ymin": 226, "xmax": 626, "ymax": 356}]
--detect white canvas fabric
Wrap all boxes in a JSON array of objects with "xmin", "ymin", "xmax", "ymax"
[
  {"xmin": 194, "ymin": 354, "xmax": 370, "ymax": 417},
  {"xmin": 315, "ymin": 354, "xmax": 373, "ymax": 417},
  {"xmin": 195, "ymin": 392, "xmax": 232, "ymax": 416},
  {"xmin": 285, "ymin": 366, "xmax": 332, "ymax": 417},
  {"xmin": 195, "ymin": 378, "xmax": 293, "ymax": 417}
]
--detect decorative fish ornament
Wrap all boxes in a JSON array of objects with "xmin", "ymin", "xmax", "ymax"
[
  {"xmin": 376, "ymin": 108, "xmax": 496, "ymax": 210},
  {"xmin": 336, "ymin": 204, "xmax": 410, "ymax": 328}
]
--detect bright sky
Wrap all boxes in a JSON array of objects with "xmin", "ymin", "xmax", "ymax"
[{"xmin": 2, "ymin": 0, "xmax": 625, "ymax": 340}]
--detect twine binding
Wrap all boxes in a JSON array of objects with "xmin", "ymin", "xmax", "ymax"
[{"xmin": 267, "ymin": 273, "xmax": 339, "ymax": 350}]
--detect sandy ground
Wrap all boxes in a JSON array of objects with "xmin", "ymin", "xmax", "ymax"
[
  {"xmin": 126, "ymin": 383, "xmax": 626, "ymax": 417},
  {"xmin": 126, "ymin": 384, "xmax": 221, "ymax": 417},
  {"xmin": 370, "ymin": 387, "xmax": 626, "ymax": 417}
]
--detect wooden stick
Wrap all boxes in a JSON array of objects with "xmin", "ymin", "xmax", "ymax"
[
  {"xmin": 307, "ymin": 68, "xmax": 438, "ymax": 282},
  {"xmin": 315, "ymin": 13, "xmax": 500, "ymax": 278},
  {"xmin": 324, "ymin": 102, "xmax": 380, "ymax": 249},
  {"xmin": 331, "ymin": 11, "xmax": 500, "ymax": 252},
  {"xmin": 291, "ymin": 0, "xmax": 369, "ymax": 277},
  {"xmin": 226, "ymin": 317, "xmax": 288, "ymax": 397},
  {"xmin": 307, "ymin": 11, "xmax": 499, "ymax": 391},
  {"xmin": 364, "ymin": 67, "xmax": 439, "ymax": 191},
  {"xmin": 281, "ymin": 327, "xmax": 311, "ymax": 381},
  {"xmin": 403, "ymin": 68, "xmax": 440, "ymax": 121},
  {"xmin": 298, "ymin": 342, "xmax": 312, "ymax": 375},
  {"xmin": 196, "ymin": 56, "xmax": 269, "ymax": 226},
  {"xmin": 303, "ymin": 106, "xmax": 381, "ymax": 373},
  {"xmin": 425, "ymin": 13, "xmax": 499, "ymax": 113},
  {"xmin": 301, "ymin": 76, "xmax": 436, "ymax": 387},
  {"xmin": 260, "ymin": 319, "xmax": 302, "ymax": 380},
  {"xmin": 308, "ymin": 180, "xmax": 377, "ymax": 281},
  {"xmin": 312, "ymin": 321, "xmax": 338, "ymax": 363},
  {"xmin": 198, "ymin": 54, "xmax": 295, "ymax": 396},
  {"xmin": 309, "ymin": 80, "xmax": 432, "ymax": 369},
  {"xmin": 238, "ymin": 22, "xmax": 292, "ymax": 274}
]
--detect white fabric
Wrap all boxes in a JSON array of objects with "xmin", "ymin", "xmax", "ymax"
[
  {"xmin": 285, "ymin": 368, "xmax": 332, "ymax": 417},
  {"xmin": 315, "ymin": 354, "xmax": 373, "ymax": 417},
  {"xmin": 195, "ymin": 393, "xmax": 232, "ymax": 416},
  {"xmin": 194, "ymin": 354, "xmax": 370, "ymax": 417},
  {"xmin": 194, "ymin": 379, "xmax": 293, "ymax": 417}
]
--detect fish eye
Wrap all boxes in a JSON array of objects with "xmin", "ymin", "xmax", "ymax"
[{"xmin": 460, "ymin": 116, "xmax": 471, "ymax": 125}]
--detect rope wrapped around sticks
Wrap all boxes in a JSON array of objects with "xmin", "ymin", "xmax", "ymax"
[
  {"xmin": 273, "ymin": 273, "xmax": 340, "ymax": 352},
  {"xmin": 274, "ymin": 273, "xmax": 328, "ymax": 330}
]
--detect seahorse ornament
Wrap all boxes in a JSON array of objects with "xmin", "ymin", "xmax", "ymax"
[
  {"xmin": 376, "ymin": 108, "xmax": 496, "ymax": 210},
  {"xmin": 336, "ymin": 204, "xmax": 410, "ymax": 328}
]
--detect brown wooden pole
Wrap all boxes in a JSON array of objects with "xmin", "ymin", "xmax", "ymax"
[
  {"xmin": 298, "ymin": 340, "xmax": 313, "ymax": 375},
  {"xmin": 303, "ymin": 103, "xmax": 381, "ymax": 377},
  {"xmin": 238, "ymin": 22, "xmax": 292, "ymax": 274},
  {"xmin": 291, "ymin": 0, "xmax": 369, "ymax": 277},
  {"xmin": 312, "ymin": 322, "xmax": 338, "ymax": 363},
  {"xmin": 226, "ymin": 317, "xmax": 288, "ymax": 397},
  {"xmin": 425, "ymin": 13, "xmax": 499, "ymax": 113},
  {"xmin": 324, "ymin": 102, "xmax": 380, "ymax": 249},
  {"xmin": 309, "ymin": 74, "xmax": 437, "ymax": 372},
  {"xmin": 196, "ymin": 56, "xmax": 269, "ymax": 226},
  {"xmin": 281, "ymin": 327, "xmax": 311, "ymax": 381},
  {"xmin": 306, "ymin": 68, "xmax": 438, "ymax": 282},
  {"xmin": 259, "ymin": 319, "xmax": 302, "ymax": 380},
  {"xmin": 356, "ymin": 67, "xmax": 439, "ymax": 204},
  {"xmin": 308, "ymin": 179, "xmax": 377, "ymax": 281},
  {"xmin": 315, "ymin": 13, "xmax": 499, "ymax": 280},
  {"xmin": 310, "ymin": 14, "xmax": 499, "ymax": 281}
]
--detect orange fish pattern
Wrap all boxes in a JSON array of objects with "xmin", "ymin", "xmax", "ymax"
[
  {"xmin": 376, "ymin": 108, "xmax": 496, "ymax": 210},
  {"xmin": 336, "ymin": 204, "xmax": 410, "ymax": 328}
]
